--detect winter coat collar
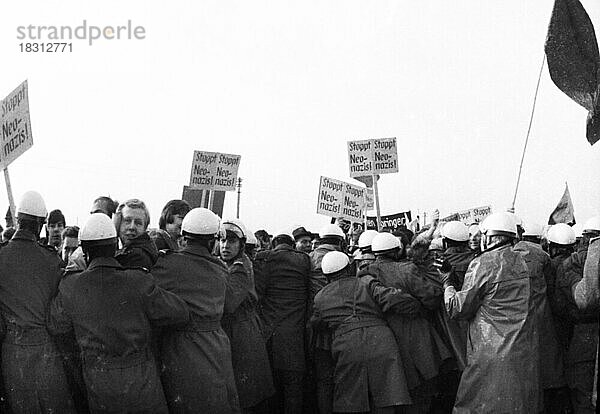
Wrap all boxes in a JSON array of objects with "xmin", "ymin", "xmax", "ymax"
[
  {"xmin": 12, "ymin": 229, "xmax": 37, "ymax": 242},
  {"xmin": 87, "ymin": 257, "xmax": 124, "ymax": 271}
]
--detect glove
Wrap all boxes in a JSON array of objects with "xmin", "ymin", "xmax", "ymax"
[{"xmin": 433, "ymin": 257, "xmax": 452, "ymax": 273}]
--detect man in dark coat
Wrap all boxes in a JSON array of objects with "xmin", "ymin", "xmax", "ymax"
[
  {"xmin": 113, "ymin": 198, "xmax": 158, "ymax": 268},
  {"xmin": 152, "ymin": 207, "xmax": 240, "ymax": 413},
  {"xmin": 0, "ymin": 191, "xmax": 75, "ymax": 413},
  {"xmin": 312, "ymin": 251, "xmax": 413, "ymax": 413},
  {"xmin": 553, "ymin": 218, "xmax": 600, "ymax": 414},
  {"xmin": 443, "ymin": 212, "xmax": 540, "ymax": 413},
  {"xmin": 47, "ymin": 213, "xmax": 189, "ymax": 413},
  {"xmin": 362, "ymin": 232, "xmax": 451, "ymax": 414},
  {"xmin": 306, "ymin": 224, "xmax": 346, "ymax": 414},
  {"xmin": 254, "ymin": 229, "xmax": 311, "ymax": 414},
  {"xmin": 514, "ymin": 220, "xmax": 569, "ymax": 413}
]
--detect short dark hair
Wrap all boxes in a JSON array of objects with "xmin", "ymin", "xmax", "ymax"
[
  {"xmin": 48, "ymin": 209, "xmax": 66, "ymax": 226},
  {"xmin": 83, "ymin": 243, "xmax": 117, "ymax": 260},
  {"xmin": 91, "ymin": 196, "xmax": 118, "ymax": 217},
  {"xmin": 17, "ymin": 215, "xmax": 43, "ymax": 234},
  {"xmin": 159, "ymin": 200, "xmax": 191, "ymax": 230}
]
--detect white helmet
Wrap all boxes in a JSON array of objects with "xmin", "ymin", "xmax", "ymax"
[
  {"xmin": 321, "ymin": 251, "xmax": 350, "ymax": 275},
  {"xmin": 358, "ymin": 230, "xmax": 379, "ymax": 249},
  {"xmin": 80, "ymin": 213, "xmax": 117, "ymax": 244},
  {"xmin": 583, "ymin": 216, "xmax": 600, "ymax": 234},
  {"xmin": 441, "ymin": 221, "xmax": 469, "ymax": 242},
  {"xmin": 547, "ymin": 223, "xmax": 576, "ymax": 245},
  {"xmin": 480, "ymin": 212, "xmax": 517, "ymax": 237},
  {"xmin": 17, "ymin": 190, "xmax": 47, "ymax": 218},
  {"xmin": 371, "ymin": 232, "xmax": 401, "ymax": 253},
  {"xmin": 522, "ymin": 221, "xmax": 543, "ymax": 237},
  {"xmin": 221, "ymin": 218, "xmax": 247, "ymax": 239},
  {"xmin": 319, "ymin": 224, "xmax": 345, "ymax": 239},
  {"xmin": 182, "ymin": 208, "xmax": 220, "ymax": 236},
  {"xmin": 468, "ymin": 224, "xmax": 480, "ymax": 237}
]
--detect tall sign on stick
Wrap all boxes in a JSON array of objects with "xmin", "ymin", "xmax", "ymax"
[
  {"xmin": 347, "ymin": 137, "xmax": 398, "ymax": 230},
  {"xmin": 1, "ymin": 80, "xmax": 33, "ymax": 220}
]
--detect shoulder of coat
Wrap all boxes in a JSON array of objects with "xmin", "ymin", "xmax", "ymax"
[{"xmin": 38, "ymin": 242, "xmax": 58, "ymax": 254}]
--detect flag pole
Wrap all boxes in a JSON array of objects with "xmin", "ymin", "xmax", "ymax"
[{"xmin": 511, "ymin": 54, "xmax": 546, "ymax": 211}]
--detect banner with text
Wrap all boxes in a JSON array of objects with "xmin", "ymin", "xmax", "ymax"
[
  {"xmin": 1, "ymin": 81, "xmax": 33, "ymax": 170},
  {"xmin": 442, "ymin": 205, "xmax": 492, "ymax": 225},
  {"xmin": 317, "ymin": 176, "xmax": 366, "ymax": 223},
  {"xmin": 366, "ymin": 211, "xmax": 412, "ymax": 231},
  {"xmin": 189, "ymin": 150, "xmax": 241, "ymax": 191},
  {"xmin": 348, "ymin": 137, "xmax": 398, "ymax": 178}
]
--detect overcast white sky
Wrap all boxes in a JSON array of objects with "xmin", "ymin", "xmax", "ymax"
[{"xmin": 0, "ymin": 0, "xmax": 599, "ymax": 236}]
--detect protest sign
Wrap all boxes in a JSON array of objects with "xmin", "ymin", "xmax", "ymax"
[
  {"xmin": 348, "ymin": 137, "xmax": 398, "ymax": 178},
  {"xmin": 317, "ymin": 176, "xmax": 366, "ymax": 223},
  {"xmin": 189, "ymin": 150, "xmax": 241, "ymax": 191},
  {"xmin": 1, "ymin": 81, "xmax": 33, "ymax": 170},
  {"xmin": 442, "ymin": 205, "xmax": 492, "ymax": 225},
  {"xmin": 366, "ymin": 211, "xmax": 412, "ymax": 231}
]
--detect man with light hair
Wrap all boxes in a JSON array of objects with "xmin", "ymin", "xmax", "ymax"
[{"xmin": 114, "ymin": 198, "xmax": 158, "ymax": 269}]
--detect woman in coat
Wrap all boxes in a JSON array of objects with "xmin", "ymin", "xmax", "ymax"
[{"xmin": 219, "ymin": 219, "xmax": 275, "ymax": 412}]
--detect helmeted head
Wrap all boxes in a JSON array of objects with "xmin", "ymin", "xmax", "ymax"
[
  {"xmin": 321, "ymin": 251, "xmax": 350, "ymax": 276},
  {"xmin": 80, "ymin": 213, "xmax": 118, "ymax": 261},
  {"xmin": 521, "ymin": 220, "xmax": 543, "ymax": 244},
  {"xmin": 219, "ymin": 218, "xmax": 247, "ymax": 262},
  {"xmin": 358, "ymin": 229, "xmax": 379, "ymax": 252},
  {"xmin": 182, "ymin": 208, "xmax": 221, "ymax": 239},
  {"xmin": 441, "ymin": 221, "xmax": 469, "ymax": 248},
  {"xmin": 16, "ymin": 191, "xmax": 47, "ymax": 237},
  {"xmin": 318, "ymin": 223, "xmax": 345, "ymax": 248},
  {"xmin": 583, "ymin": 216, "xmax": 600, "ymax": 237},
  {"xmin": 479, "ymin": 212, "xmax": 517, "ymax": 251},
  {"xmin": 371, "ymin": 232, "xmax": 401, "ymax": 259},
  {"xmin": 547, "ymin": 223, "xmax": 576, "ymax": 259}
]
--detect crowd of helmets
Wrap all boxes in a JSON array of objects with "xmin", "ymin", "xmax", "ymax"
[{"xmin": 0, "ymin": 189, "xmax": 598, "ymax": 413}]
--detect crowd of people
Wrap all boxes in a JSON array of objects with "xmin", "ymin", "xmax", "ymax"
[{"xmin": 0, "ymin": 190, "xmax": 597, "ymax": 414}]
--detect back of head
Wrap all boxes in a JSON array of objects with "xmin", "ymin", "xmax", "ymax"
[
  {"xmin": 91, "ymin": 196, "xmax": 118, "ymax": 218},
  {"xmin": 441, "ymin": 221, "xmax": 469, "ymax": 245},
  {"xmin": 80, "ymin": 213, "xmax": 118, "ymax": 259},
  {"xmin": 371, "ymin": 232, "xmax": 401, "ymax": 256},
  {"xmin": 321, "ymin": 251, "xmax": 350, "ymax": 276},
  {"xmin": 272, "ymin": 228, "xmax": 294, "ymax": 247}
]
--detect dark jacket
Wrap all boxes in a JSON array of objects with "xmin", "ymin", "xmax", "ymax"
[
  {"xmin": 47, "ymin": 257, "xmax": 189, "ymax": 413},
  {"xmin": 254, "ymin": 243, "xmax": 310, "ymax": 371},
  {"xmin": 442, "ymin": 245, "xmax": 475, "ymax": 289},
  {"xmin": 311, "ymin": 273, "xmax": 412, "ymax": 411},
  {"xmin": 222, "ymin": 253, "xmax": 275, "ymax": 408},
  {"xmin": 514, "ymin": 240, "xmax": 566, "ymax": 389},
  {"xmin": 445, "ymin": 244, "xmax": 540, "ymax": 414},
  {"xmin": 115, "ymin": 232, "xmax": 159, "ymax": 269},
  {"xmin": 362, "ymin": 257, "xmax": 451, "ymax": 390},
  {"xmin": 0, "ymin": 229, "xmax": 75, "ymax": 413},
  {"xmin": 152, "ymin": 244, "xmax": 240, "ymax": 413}
]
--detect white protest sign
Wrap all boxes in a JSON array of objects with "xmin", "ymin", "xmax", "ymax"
[
  {"xmin": 0, "ymin": 81, "xmax": 33, "ymax": 170},
  {"xmin": 443, "ymin": 205, "xmax": 492, "ymax": 225},
  {"xmin": 317, "ymin": 176, "xmax": 366, "ymax": 223},
  {"xmin": 348, "ymin": 137, "xmax": 398, "ymax": 178},
  {"xmin": 189, "ymin": 150, "xmax": 241, "ymax": 191}
]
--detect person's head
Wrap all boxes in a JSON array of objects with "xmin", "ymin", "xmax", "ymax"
[
  {"xmin": 16, "ymin": 191, "xmax": 48, "ymax": 238},
  {"xmin": 61, "ymin": 226, "xmax": 80, "ymax": 261},
  {"xmin": 392, "ymin": 227, "xmax": 414, "ymax": 258},
  {"xmin": 158, "ymin": 199, "xmax": 191, "ymax": 242},
  {"xmin": 114, "ymin": 199, "xmax": 150, "ymax": 244},
  {"xmin": 318, "ymin": 224, "xmax": 346, "ymax": 250},
  {"xmin": 254, "ymin": 230, "xmax": 272, "ymax": 250},
  {"xmin": 468, "ymin": 224, "xmax": 481, "ymax": 252},
  {"xmin": 371, "ymin": 231, "xmax": 402, "ymax": 260},
  {"xmin": 181, "ymin": 208, "xmax": 223, "ymax": 252},
  {"xmin": 272, "ymin": 229, "xmax": 295, "ymax": 248},
  {"xmin": 521, "ymin": 221, "xmax": 543, "ymax": 244},
  {"xmin": 293, "ymin": 226, "xmax": 313, "ymax": 253},
  {"xmin": 321, "ymin": 251, "xmax": 352, "ymax": 281},
  {"xmin": 441, "ymin": 221, "xmax": 469, "ymax": 250},
  {"xmin": 80, "ymin": 213, "xmax": 118, "ymax": 263},
  {"xmin": 2, "ymin": 227, "xmax": 15, "ymax": 242},
  {"xmin": 357, "ymin": 229, "xmax": 378, "ymax": 254},
  {"xmin": 479, "ymin": 212, "xmax": 517, "ymax": 251},
  {"xmin": 582, "ymin": 216, "xmax": 600, "ymax": 239},
  {"xmin": 46, "ymin": 209, "xmax": 66, "ymax": 248},
  {"xmin": 219, "ymin": 219, "xmax": 247, "ymax": 263},
  {"xmin": 90, "ymin": 196, "xmax": 118, "ymax": 218},
  {"xmin": 547, "ymin": 223, "xmax": 576, "ymax": 259}
]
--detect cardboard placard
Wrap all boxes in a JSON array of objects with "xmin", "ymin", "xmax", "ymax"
[
  {"xmin": 189, "ymin": 150, "xmax": 241, "ymax": 191},
  {"xmin": 317, "ymin": 176, "xmax": 366, "ymax": 223},
  {"xmin": 348, "ymin": 137, "xmax": 398, "ymax": 178},
  {"xmin": 1, "ymin": 81, "xmax": 33, "ymax": 170}
]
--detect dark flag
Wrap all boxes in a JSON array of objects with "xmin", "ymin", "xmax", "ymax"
[
  {"xmin": 545, "ymin": 0, "xmax": 600, "ymax": 145},
  {"xmin": 548, "ymin": 183, "xmax": 576, "ymax": 225}
]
